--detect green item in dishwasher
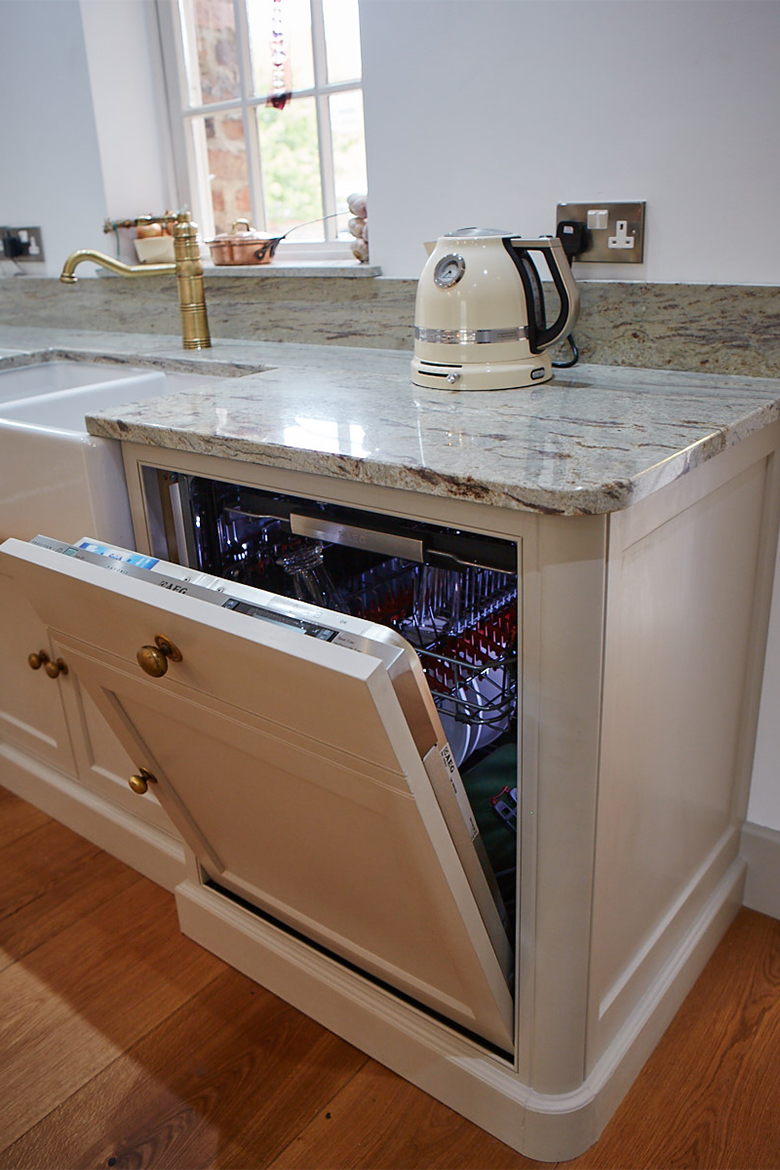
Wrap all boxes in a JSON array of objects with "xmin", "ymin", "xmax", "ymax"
[{"xmin": 462, "ymin": 742, "xmax": 518, "ymax": 882}]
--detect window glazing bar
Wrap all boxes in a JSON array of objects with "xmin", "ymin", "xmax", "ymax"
[
  {"xmin": 180, "ymin": 79, "xmax": 361, "ymax": 120},
  {"xmin": 233, "ymin": 0, "xmax": 266, "ymax": 230}
]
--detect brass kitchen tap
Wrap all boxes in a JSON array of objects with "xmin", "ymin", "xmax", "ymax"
[{"xmin": 59, "ymin": 211, "xmax": 211, "ymax": 350}]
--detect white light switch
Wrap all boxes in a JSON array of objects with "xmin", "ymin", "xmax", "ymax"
[{"xmin": 587, "ymin": 209, "xmax": 609, "ymax": 230}]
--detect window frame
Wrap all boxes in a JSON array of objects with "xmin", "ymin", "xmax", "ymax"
[{"xmin": 154, "ymin": 0, "xmax": 364, "ymax": 261}]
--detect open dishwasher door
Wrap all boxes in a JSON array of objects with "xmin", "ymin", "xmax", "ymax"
[{"xmin": 1, "ymin": 536, "xmax": 515, "ymax": 1051}]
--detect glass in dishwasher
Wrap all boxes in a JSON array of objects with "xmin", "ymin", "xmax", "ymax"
[
  {"xmin": 278, "ymin": 541, "xmax": 349, "ymax": 610},
  {"xmin": 163, "ymin": 473, "xmax": 518, "ymax": 771}
]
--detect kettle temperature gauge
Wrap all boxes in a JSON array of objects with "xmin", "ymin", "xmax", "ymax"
[{"xmin": 433, "ymin": 253, "xmax": 466, "ymax": 289}]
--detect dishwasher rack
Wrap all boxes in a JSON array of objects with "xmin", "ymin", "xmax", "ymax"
[
  {"xmin": 340, "ymin": 554, "xmax": 517, "ymax": 732},
  {"xmin": 175, "ymin": 484, "xmax": 519, "ymax": 747}
]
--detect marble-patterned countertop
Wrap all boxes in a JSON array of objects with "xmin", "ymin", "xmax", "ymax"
[{"xmin": 2, "ymin": 325, "xmax": 780, "ymax": 517}]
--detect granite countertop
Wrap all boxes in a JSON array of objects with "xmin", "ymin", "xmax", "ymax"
[{"xmin": 2, "ymin": 325, "xmax": 780, "ymax": 517}]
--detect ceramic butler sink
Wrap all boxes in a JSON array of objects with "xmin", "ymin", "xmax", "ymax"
[
  {"xmin": 0, "ymin": 358, "xmax": 219, "ymax": 547},
  {"xmin": 1, "ymin": 367, "xmax": 188, "ymax": 430},
  {"xmin": 0, "ymin": 360, "xmax": 155, "ymax": 405},
  {"xmin": 0, "ymin": 360, "xmax": 217, "ymax": 427}
]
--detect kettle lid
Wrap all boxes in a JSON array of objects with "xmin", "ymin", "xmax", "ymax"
[{"xmin": 444, "ymin": 226, "xmax": 517, "ymax": 238}]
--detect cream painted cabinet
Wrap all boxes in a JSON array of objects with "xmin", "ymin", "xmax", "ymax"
[
  {"xmin": 2, "ymin": 414, "xmax": 779, "ymax": 1161},
  {"xmin": 0, "ymin": 574, "xmax": 170, "ymax": 834},
  {"xmin": 0, "ymin": 569, "xmax": 184, "ymax": 891},
  {"xmin": 0, "ymin": 567, "xmax": 76, "ymax": 772}
]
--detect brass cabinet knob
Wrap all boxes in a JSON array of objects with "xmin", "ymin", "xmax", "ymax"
[
  {"xmin": 137, "ymin": 645, "xmax": 168, "ymax": 677},
  {"xmin": 28, "ymin": 650, "xmax": 68, "ymax": 678},
  {"xmin": 128, "ymin": 767, "xmax": 157, "ymax": 795},
  {"xmin": 137, "ymin": 634, "xmax": 183, "ymax": 678}
]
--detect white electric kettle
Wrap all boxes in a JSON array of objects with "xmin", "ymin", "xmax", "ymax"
[{"xmin": 411, "ymin": 228, "xmax": 579, "ymax": 391}]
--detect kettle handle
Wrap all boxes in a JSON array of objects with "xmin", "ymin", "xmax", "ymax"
[{"xmin": 506, "ymin": 237, "xmax": 580, "ymax": 353}]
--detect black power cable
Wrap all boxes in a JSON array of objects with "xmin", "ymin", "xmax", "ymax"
[
  {"xmin": 552, "ymin": 333, "xmax": 579, "ymax": 369},
  {"xmin": 551, "ymin": 220, "xmax": 587, "ymax": 370}
]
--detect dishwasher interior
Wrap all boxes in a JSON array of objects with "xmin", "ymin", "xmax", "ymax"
[{"xmin": 154, "ymin": 471, "xmax": 520, "ymax": 926}]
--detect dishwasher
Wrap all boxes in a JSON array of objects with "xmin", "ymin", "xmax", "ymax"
[
  {"xmin": 0, "ymin": 471, "xmax": 520, "ymax": 1053},
  {"xmin": 169, "ymin": 473, "xmax": 518, "ymax": 779}
]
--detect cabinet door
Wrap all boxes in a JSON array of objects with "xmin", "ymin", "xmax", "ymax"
[
  {"xmin": 0, "ymin": 567, "xmax": 75, "ymax": 773},
  {"xmin": 0, "ymin": 537, "xmax": 515, "ymax": 1052},
  {"xmin": 55, "ymin": 651, "xmax": 180, "ymax": 837}
]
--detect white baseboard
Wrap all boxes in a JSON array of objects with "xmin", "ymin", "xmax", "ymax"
[
  {"xmin": 176, "ymin": 854, "xmax": 745, "ymax": 1163},
  {"xmin": 741, "ymin": 821, "xmax": 780, "ymax": 920}
]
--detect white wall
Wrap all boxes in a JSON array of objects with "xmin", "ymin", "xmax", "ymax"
[
  {"xmin": 0, "ymin": 0, "xmax": 173, "ymax": 276},
  {"xmin": 4, "ymin": 1, "xmax": 780, "ymax": 281},
  {"xmin": 360, "ymin": 0, "xmax": 780, "ymax": 281},
  {"xmin": 80, "ymin": 0, "xmax": 173, "ymax": 220},
  {"xmin": 0, "ymin": 0, "xmax": 107, "ymax": 274}
]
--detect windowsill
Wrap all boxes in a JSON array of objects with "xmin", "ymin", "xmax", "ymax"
[{"xmin": 201, "ymin": 261, "xmax": 382, "ymax": 278}]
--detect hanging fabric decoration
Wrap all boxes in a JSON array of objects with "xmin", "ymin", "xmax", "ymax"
[{"xmin": 267, "ymin": 0, "xmax": 292, "ymax": 109}]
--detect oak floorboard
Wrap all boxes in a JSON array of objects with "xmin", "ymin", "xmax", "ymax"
[
  {"xmin": 0, "ymin": 784, "xmax": 50, "ymax": 848},
  {"xmin": 0, "ymin": 817, "xmax": 139, "ymax": 973},
  {"xmin": 3, "ymin": 791, "xmax": 780, "ymax": 1169},
  {"xmin": 566, "ymin": 908, "xmax": 780, "ymax": 1170},
  {"xmin": 0, "ymin": 876, "xmax": 225, "ymax": 1149},
  {"xmin": 1, "ymin": 965, "xmax": 368, "ymax": 1170},
  {"xmin": 267, "ymin": 1057, "xmax": 546, "ymax": 1170}
]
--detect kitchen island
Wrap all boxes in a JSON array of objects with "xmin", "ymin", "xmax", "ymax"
[{"xmin": 2, "ymin": 325, "xmax": 780, "ymax": 1160}]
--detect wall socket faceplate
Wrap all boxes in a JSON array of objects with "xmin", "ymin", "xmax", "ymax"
[
  {"xmin": 556, "ymin": 202, "xmax": 645, "ymax": 263},
  {"xmin": 1, "ymin": 226, "xmax": 45, "ymax": 262}
]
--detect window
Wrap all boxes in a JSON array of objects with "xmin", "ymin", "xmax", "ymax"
[{"xmin": 158, "ymin": 0, "xmax": 366, "ymax": 257}]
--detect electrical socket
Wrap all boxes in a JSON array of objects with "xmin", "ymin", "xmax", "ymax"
[
  {"xmin": 1, "ymin": 226, "xmax": 45, "ymax": 263},
  {"xmin": 555, "ymin": 202, "xmax": 645, "ymax": 263}
]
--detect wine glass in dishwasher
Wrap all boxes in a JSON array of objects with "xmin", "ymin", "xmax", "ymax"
[{"xmin": 277, "ymin": 543, "xmax": 350, "ymax": 611}]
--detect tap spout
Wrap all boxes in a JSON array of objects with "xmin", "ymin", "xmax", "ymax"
[
  {"xmin": 59, "ymin": 212, "xmax": 211, "ymax": 350},
  {"xmin": 60, "ymin": 250, "xmax": 175, "ymax": 282}
]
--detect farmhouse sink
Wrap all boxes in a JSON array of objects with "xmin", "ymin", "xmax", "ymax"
[
  {"xmin": 0, "ymin": 360, "xmax": 158, "ymax": 405},
  {"xmin": 0, "ymin": 358, "xmax": 223, "ymax": 546},
  {"xmin": 0, "ymin": 362, "xmax": 216, "ymax": 432}
]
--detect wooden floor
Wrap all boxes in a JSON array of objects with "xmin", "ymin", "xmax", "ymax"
[{"xmin": 2, "ymin": 786, "xmax": 780, "ymax": 1170}]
